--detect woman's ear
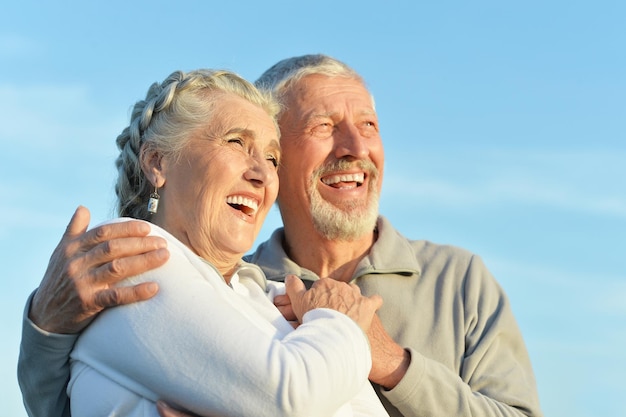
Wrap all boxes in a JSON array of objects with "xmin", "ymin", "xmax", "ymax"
[{"xmin": 140, "ymin": 143, "xmax": 166, "ymax": 188}]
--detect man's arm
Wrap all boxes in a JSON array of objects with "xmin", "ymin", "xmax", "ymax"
[
  {"xmin": 18, "ymin": 206, "xmax": 169, "ymax": 417},
  {"xmin": 375, "ymin": 256, "xmax": 543, "ymax": 417},
  {"xmin": 18, "ymin": 292, "xmax": 77, "ymax": 417},
  {"xmin": 366, "ymin": 314, "xmax": 411, "ymax": 389}
]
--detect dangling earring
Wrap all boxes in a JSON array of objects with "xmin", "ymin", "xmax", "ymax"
[{"xmin": 147, "ymin": 187, "xmax": 160, "ymax": 214}]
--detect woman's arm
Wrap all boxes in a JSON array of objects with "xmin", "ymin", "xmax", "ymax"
[{"xmin": 69, "ymin": 222, "xmax": 377, "ymax": 417}]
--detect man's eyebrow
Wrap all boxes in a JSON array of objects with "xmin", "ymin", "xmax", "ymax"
[
  {"xmin": 358, "ymin": 108, "xmax": 377, "ymax": 117},
  {"xmin": 307, "ymin": 112, "xmax": 334, "ymax": 120},
  {"xmin": 303, "ymin": 112, "xmax": 337, "ymax": 125},
  {"xmin": 308, "ymin": 108, "xmax": 377, "ymax": 119}
]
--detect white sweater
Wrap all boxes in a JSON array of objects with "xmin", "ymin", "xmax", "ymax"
[{"xmin": 68, "ymin": 219, "xmax": 388, "ymax": 417}]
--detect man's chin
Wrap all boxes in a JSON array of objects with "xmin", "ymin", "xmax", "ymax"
[{"xmin": 311, "ymin": 206, "xmax": 378, "ymax": 241}]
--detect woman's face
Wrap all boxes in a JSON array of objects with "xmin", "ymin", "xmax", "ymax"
[{"xmin": 153, "ymin": 93, "xmax": 280, "ymax": 268}]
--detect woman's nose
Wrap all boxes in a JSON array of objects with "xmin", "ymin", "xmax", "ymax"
[{"xmin": 244, "ymin": 154, "xmax": 277, "ymax": 187}]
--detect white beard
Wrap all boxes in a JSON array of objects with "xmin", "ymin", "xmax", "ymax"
[{"xmin": 308, "ymin": 159, "xmax": 380, "ymax": 241}]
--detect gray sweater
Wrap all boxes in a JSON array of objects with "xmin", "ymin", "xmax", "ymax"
[{"xmin": 247, "ymin": 216, "xmax": 543, "ymax": 417}]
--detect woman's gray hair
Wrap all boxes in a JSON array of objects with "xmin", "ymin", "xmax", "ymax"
[
  {"xmin": 255, "ymin": 54, "xmax": 364, "ymax": 100},
  {"xmin": 115, "ymin": 69, "xmax": 280, "ymax": 220}
]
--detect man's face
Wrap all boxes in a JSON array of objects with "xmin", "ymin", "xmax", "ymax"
[{"xmin": 277, "ymin": 74, "xmax": 384, "ymax": 240}]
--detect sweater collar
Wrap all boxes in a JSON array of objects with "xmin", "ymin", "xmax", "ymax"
[{"xmin": 247, "ymin": 216, "xmax": 421, "ymax": 283}]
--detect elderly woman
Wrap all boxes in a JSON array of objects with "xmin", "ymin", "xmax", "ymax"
[{"xmin": 66, "ymin": 69, "xmax": 389, "ymax": 417}]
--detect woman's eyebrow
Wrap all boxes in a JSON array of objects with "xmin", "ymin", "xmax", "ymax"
[
  {"xmin": 267, "ymin": 139, "xmax": 281, "ymax": 153},
  {"xmin": 225, "ymin": 127, "xmax": 254, "ymax": 137}
]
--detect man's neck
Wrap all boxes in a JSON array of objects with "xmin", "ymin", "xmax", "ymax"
[{"xmin": 282, "ymin": 224, "xmax": 377, "ymax": 282}]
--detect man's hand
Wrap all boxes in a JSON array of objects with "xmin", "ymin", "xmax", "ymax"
[
  {"xmin": 29, "ymin": 206, "xmax": 169, "ymax": 334},
  {"xmin": 367, "ymin": 314, "xmax": 411, "ymax": 389}
]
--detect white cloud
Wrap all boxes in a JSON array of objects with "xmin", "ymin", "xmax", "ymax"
[
  {"xmin": 0, "ymin": 81, "xmax": 121, "ymax": 241},
  {"xmin": 0, "ymin": 33, "xmax": 39, "ymax": 57},
  {"xmin": 384, "ymin": 149, "xmax": 626, "ymax": 218},
  {"xmin": 488, "ymin": 255, "xmax": 626, "ymax": 318},
  {"xmin": 0, "ymin": 83, "xmax": 125, "ymax": 153},
  {"xmin": 592, "ymin": 280, "xmax": 626, "ymax": 316}
]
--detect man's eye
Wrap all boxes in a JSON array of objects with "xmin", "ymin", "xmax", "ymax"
[
  {"xmin": 310, "ymin": 123, "xmax": 333, "ymax": 136},
  {"xmin": 360, "ymin": 121, "xmax": 378, "ymax": 136}
]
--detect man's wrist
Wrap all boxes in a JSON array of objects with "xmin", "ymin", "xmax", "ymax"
[{"xmin": 378, "ymin": 348, "xmax": 411, "ymax": 390}]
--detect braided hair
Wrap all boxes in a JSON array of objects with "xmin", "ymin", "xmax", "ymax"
[{"xmin": 115, "ymin": 69, "xmax": 280, "ymax": 220}]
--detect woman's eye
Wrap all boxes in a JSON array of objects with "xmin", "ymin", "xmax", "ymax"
[
  {"xmin": 267, "ymin": 155, "xmax": 279, "ymax": 168},
  {"xmin": 228, "ymin": 137, "xmax": 244, "ymax": 146}
]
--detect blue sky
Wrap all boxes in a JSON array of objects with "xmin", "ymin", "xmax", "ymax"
[{"xmin": 1, "ymin": 1, "xmax": 624, "ymax": 416}]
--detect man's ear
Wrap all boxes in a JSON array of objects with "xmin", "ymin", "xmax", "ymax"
[{"xmin": 140, "ymin": 143, "xmax": 166, "ymax": 188}]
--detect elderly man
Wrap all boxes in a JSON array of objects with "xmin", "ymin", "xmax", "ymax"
[{"xmin": 19, "ymin": 55, "xmax": 543, "ymax": 417}]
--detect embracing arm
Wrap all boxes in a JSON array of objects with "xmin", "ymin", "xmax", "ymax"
[
  {"xmin": 69, "ymin": 227, "xmax": 382, "ymax": 417},
  {"xmin": 18, "ymin": 293, "xmax": 76, "ymax": 417},
  {"xmin": 17, "ymin": 206, "xmax": 168, "ymax": 417},
  {"xmin": 376, "ymin": 256, "xmax": 543, "ymax": 417}
]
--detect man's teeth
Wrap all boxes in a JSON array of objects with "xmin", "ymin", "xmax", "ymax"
[
  {"xmin": 321, "ymin": 173, "xmax": 365, "ymax": 185},
  {"xmin": 226, "ymin": 196, "xmax": 258, "ymax": 211}
]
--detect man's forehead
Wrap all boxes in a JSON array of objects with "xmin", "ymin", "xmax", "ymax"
[
  {"xmin": 292, "ymin": 74, "xmax": 368, "ymax": 94},
  {"xmin": 289, "ymin": 75, "xmax": 374, "ymax": 110}
]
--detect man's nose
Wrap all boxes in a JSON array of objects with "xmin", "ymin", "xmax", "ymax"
[{"xmin": 334, "ymin": 125, "xmax": 369, "ymax": 160}]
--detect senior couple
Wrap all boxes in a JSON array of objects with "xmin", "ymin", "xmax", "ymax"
[{"xmin": 19, "ymin": 54, "xmax": 543, "ymax": 417}]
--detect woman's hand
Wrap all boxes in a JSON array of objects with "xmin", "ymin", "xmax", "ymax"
[
  {"xmin": 284, "ymin": 274, "xmax": 382, "ymax": 332},
  {"xmin": 273, "ymin": 291, "xmax": 297, "ymax": 323}
]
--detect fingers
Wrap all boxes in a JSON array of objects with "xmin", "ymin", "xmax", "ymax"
[
  {"xmin": 347, "ymin": 283, "xmax": 383, "ymax": 311},
  {"xmin": 88, "ymin": 239, "xmax": 170, "ymax": 285},
  {"xmin": 60, "ymin": 216, "xmax": 165, "ymax": 283},
  {"xmin": 368, "ymin": 293, "xmax": 384, "ymax": 311},
  {"xmin": 274, "ymin": 297, "xmax": 297, "ymax": 322},
  {"xmin": 62, "ymin": 216, "xmax": 169, "ymax": 286},
  {"xmin": 273, "ymin": 293, "xmax": 291, "ymax": 307},
  {"xmin": 64, "ymin": 206, "xmax": 91, "ymax": 239},
  {"xmin": 78, "ymin": 219, "xmax": 153, "ymax": 255},
  {"xmin": 275, "ymin": 304, "xmax": 297, "ymax": 322},
  {"xmin": 29, "ymin": 209, "xmax": 169, "ymax": 334},
  {"xmin": 94, "ymin": 282, "xmax": 160, "ymax": 309},
  {"xmin": 308, "ymin": 278, "xmax": 382, "ymax": 332},
  {"xmin": 62, "ymin": 207, "xmax": 151, "ymax": 252},
  {"xmin": 274, "ymin": 289, "xmax": 297, "ymax": 322},
  {"xmin": 284, "ymin": 274, "xmax": 308, "ymax": 321},
  {"xmin": 284, "ymin": 274, "xmax": 306, "ymax": 301}
]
